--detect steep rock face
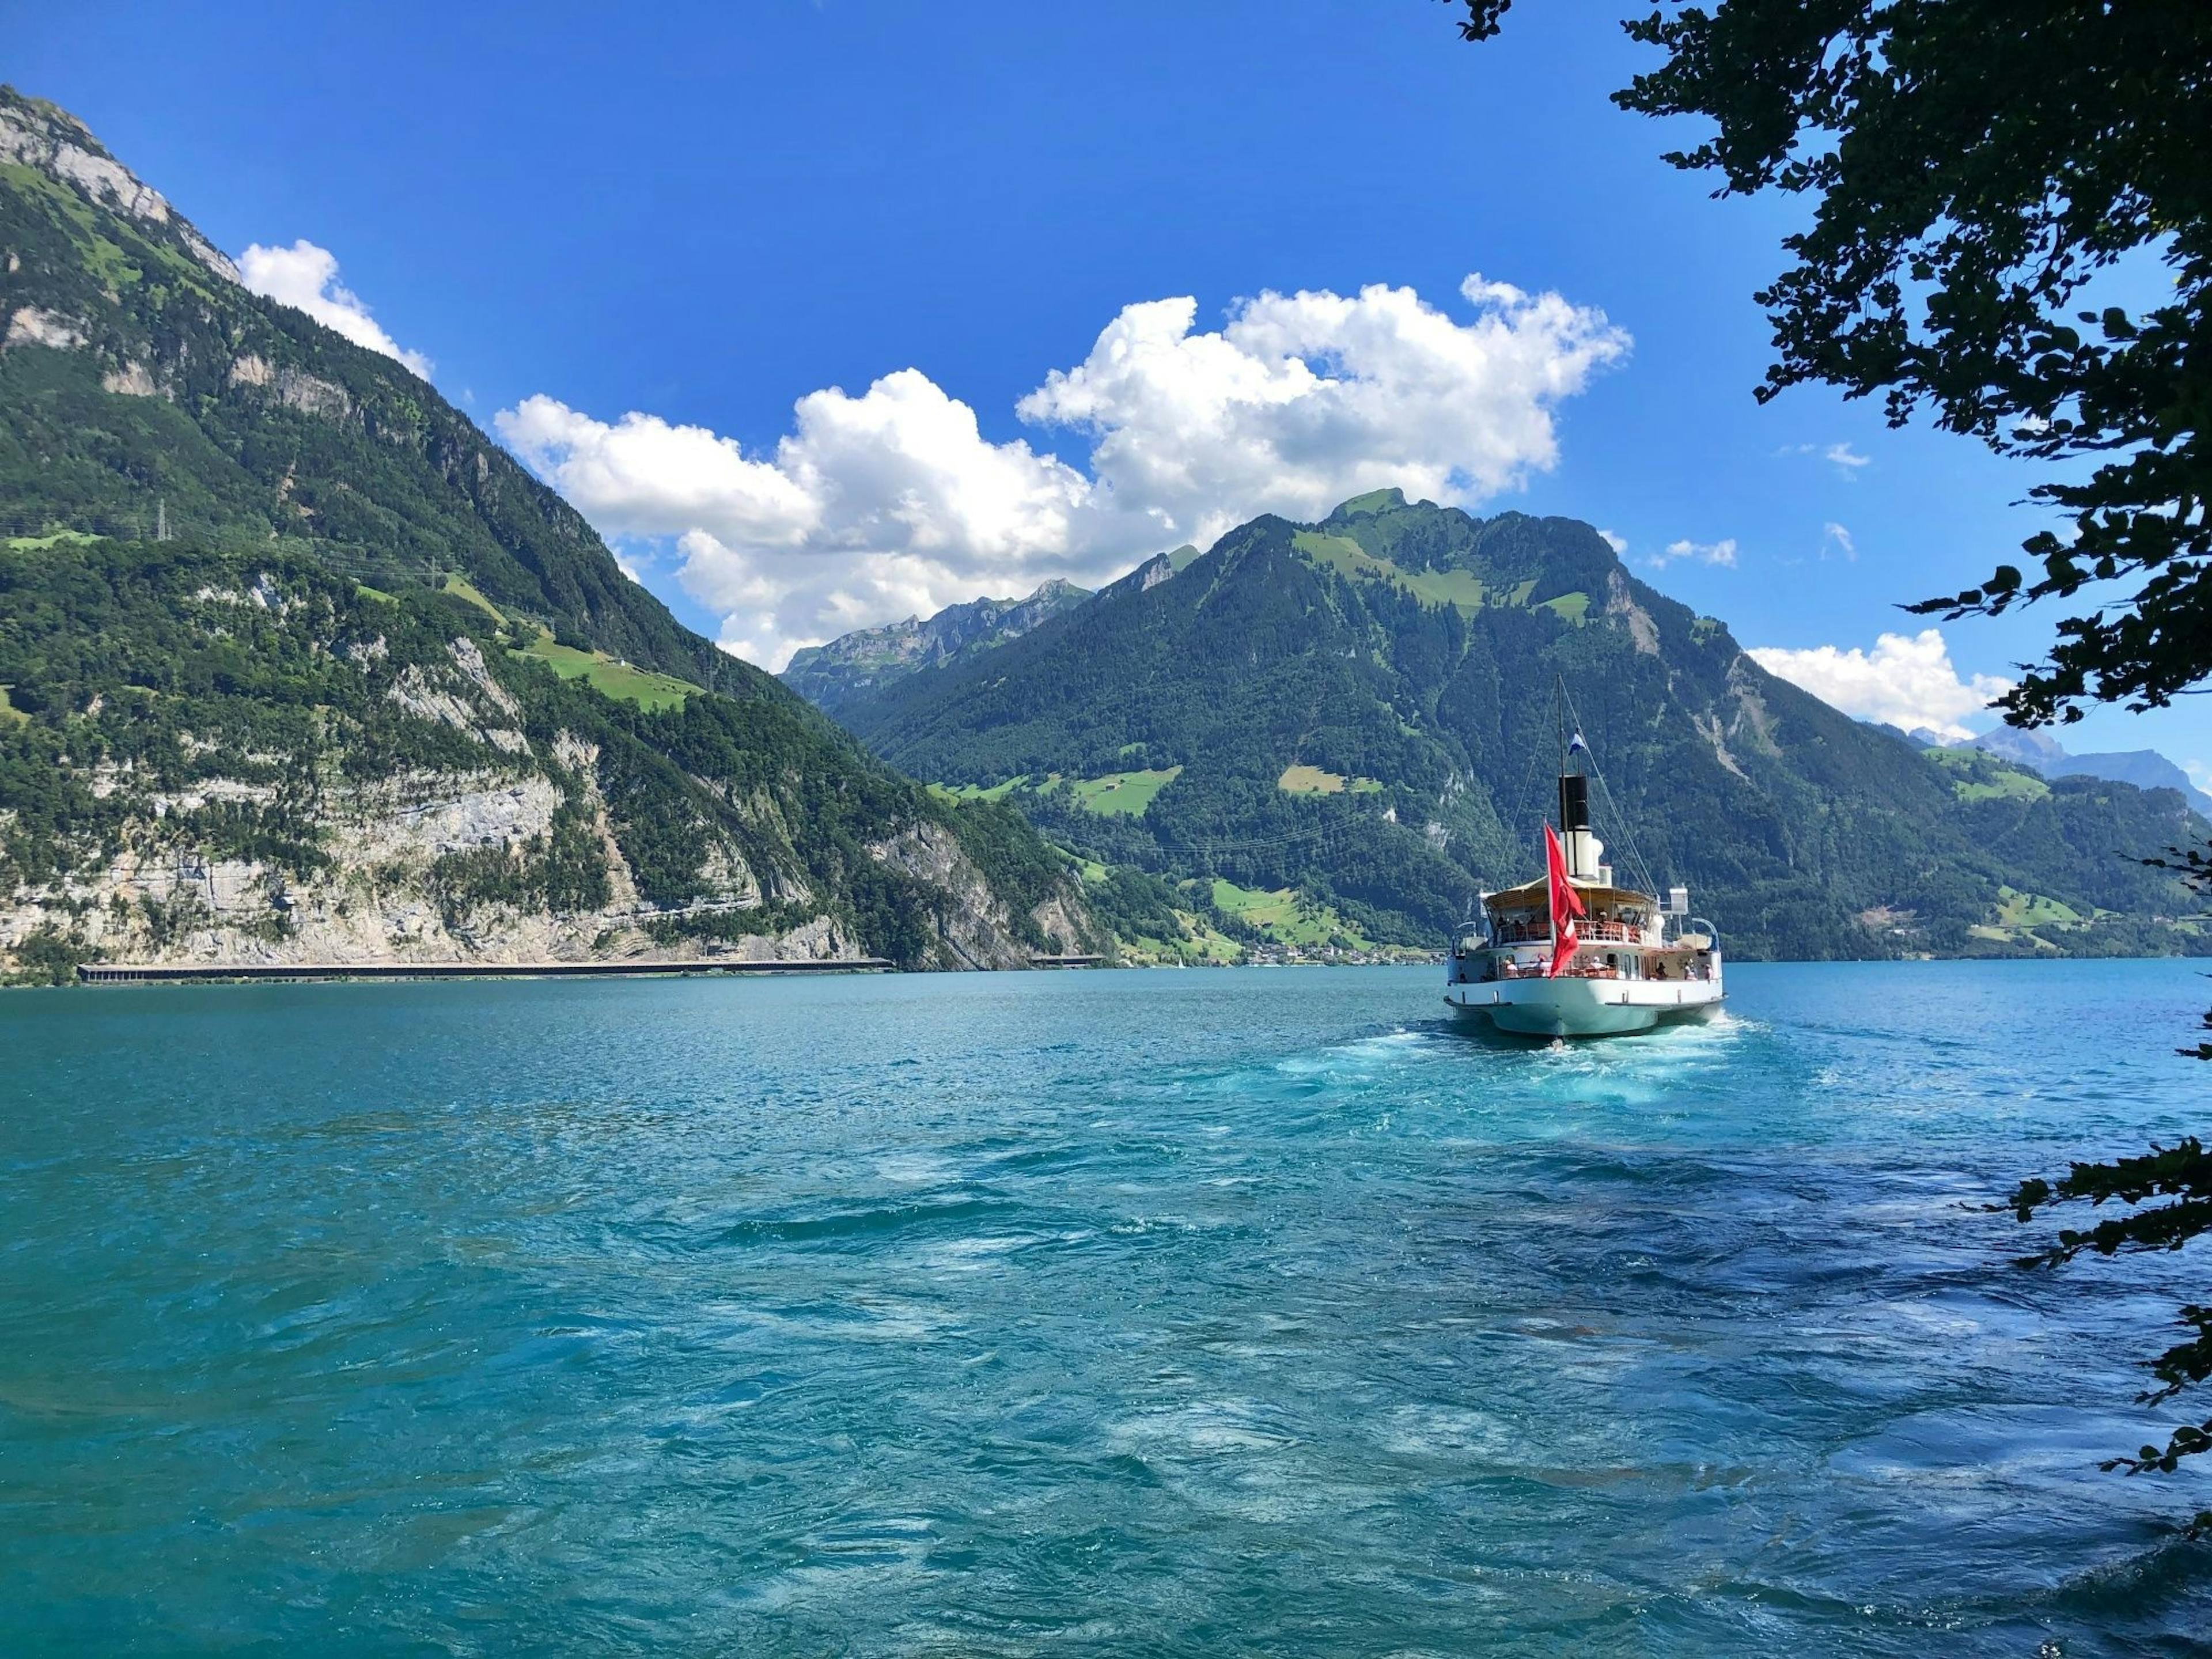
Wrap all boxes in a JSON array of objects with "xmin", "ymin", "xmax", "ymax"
[
  {"xmin": 832, "ymin": 492, "xmax": 2205, "ymax": 959},
  {"xmin": 0, "ymin": 96, "xmax": 237, "ymax": 279},
  {"xmin": 0, "ymin": 546, "xmax": 1092, "ymax": 980},
  {"xmin": 866, "ymin": 821, "xmax": 1036, "ymax": 971},
  {"xmin": 1, "ymin": 766, "xmax": 870, "ymax": 970},
  {"xmin": 782, "ymin": 577, "xmax": 1094, "ymax": 713}
]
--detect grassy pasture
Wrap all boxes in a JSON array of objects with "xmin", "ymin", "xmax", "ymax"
[
  {"xmin": 1926, "ymin": 746, "xmax": 2051, "ymax": 802},
  {"xmin": 1291, "ymin": 531, "xmax": 1488, "ymax": 615},
  {"xmin": 514, "ymin": 633, "xmax": 700, "ymax": 713},
  {"xmin": 1539, "ymin": 591, "xmax": 1591, "ymax": 624},
  {"xmin": 1058, "ymin": 767, "xmax": 1183, "ymax": 816},
  {"xmin": 1277, "ymin": 763, "xmax": 1384, "ymax": 796},
  {"xmin": 1209, "ymin": 879, "xmax": 1376, "ymax": 950},
  {"xmin": 930, "ymin": 777, "xmax": 1032, "ymax": 804}
]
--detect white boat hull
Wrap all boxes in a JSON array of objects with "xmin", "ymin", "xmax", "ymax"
[{"xmin": 1445, "ymin": 975, "xmax": 1723, "ymax": 1037}]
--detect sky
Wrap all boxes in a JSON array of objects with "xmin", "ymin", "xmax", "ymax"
[{"xmin": 12, "ymin": 0, "xmax": 2204, "ymax": 774}]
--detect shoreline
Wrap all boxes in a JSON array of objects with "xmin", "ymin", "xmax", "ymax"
[{"xmin": 72, "ymin": 957, "xmax": 896, "ymax": 985}]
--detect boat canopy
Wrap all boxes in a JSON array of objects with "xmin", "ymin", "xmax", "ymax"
[{"xmin": 1482, "ymin": 877, "xmax": 1656, "ymax": 914}]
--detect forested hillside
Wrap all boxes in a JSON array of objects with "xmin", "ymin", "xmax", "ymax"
[
  {"xmin": 0, "ymin": 86, "xmax": 710, "ymax": 679},
  {"xmin": 0, "ymin": 88, "xmax": 1093, "ymax": 979},
  {"xmin": 828, "ymin": 491, "xmax": 2208, "ymax": 959}
]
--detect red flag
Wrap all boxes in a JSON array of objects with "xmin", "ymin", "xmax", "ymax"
[{"xmin": 1544, "ymin": 822, "xmax": 1585, "ymax": 978}]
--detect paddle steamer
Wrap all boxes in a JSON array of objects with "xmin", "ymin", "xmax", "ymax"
[{"xmin": 1445, "ymin": 745, "xmax": 1722, "ymax": 1038}]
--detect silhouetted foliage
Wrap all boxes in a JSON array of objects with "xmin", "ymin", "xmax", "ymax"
[{"xmin": 1446, "ymin": 3, "xmax": 2212, "ymax": 729}]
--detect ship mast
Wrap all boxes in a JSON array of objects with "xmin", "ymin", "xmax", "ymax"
[{"xmin": 1551, "ymin": 673, "xmax": 1601, "ymax": 884}]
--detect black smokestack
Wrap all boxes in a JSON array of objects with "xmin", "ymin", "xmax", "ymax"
[{"xmin": 1558, "ymin": 773, "xmax": 1590, "ymax": 832}]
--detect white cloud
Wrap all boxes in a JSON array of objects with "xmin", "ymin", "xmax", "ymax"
[
  {"xmin": 1821, "ymin": 521, "xmax": 1856, "ymax": 560},
  {"xmin": 1597, "ymin": 528, "xmax": 1627, "ymax": 555},
  {"xmin": 237, "ymin": 240, "xmax": 432, "ymax": 378},
  {"xmin": 1747, "ymin": 627, "xmax": 2012, "ymax": 743},
  {"xmin": 1652, "ymin": 537, "xmax": 1737, "ymax": 569},
  {"xmin": 1017, "ymin": 276, "xmax": 1627, "ymax": 535},
  {"xmin": 497, "ymin": 274, "xmax": 1627, "ymax": 668},
  {"xmin": 1781, "ymin": 440, "xmax": 1871, "ymax": 477}
]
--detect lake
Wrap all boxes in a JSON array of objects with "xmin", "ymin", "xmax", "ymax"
[{"xmin": 4, "ymin": 961, "xmax": 2210, "ymax": 1654}]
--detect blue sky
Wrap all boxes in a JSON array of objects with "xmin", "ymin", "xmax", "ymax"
[{"xmin": 14, "ymin": 0, "xmax": 2203, "ymax": 770}]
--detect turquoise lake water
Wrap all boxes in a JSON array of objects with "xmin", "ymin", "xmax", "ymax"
[{"xmin": 5, "ymin": 961, "xmax": 2212, "ymax": 1654}]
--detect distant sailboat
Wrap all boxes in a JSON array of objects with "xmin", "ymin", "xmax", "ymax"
[{"xmin": 1445, "ymin": 707, "xmax": 1723, "ymax": 1037}]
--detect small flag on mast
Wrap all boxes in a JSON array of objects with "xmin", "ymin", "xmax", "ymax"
[{"xmin": 1568, "ymin": 732, "xmax": 1588, "ymax": 756}]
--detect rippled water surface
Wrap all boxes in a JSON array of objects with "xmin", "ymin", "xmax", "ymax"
[{"xmin": 6, "ymin": 962, "xmax": 2212, "ymax": 1654}]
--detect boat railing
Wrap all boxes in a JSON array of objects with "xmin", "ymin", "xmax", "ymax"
[
  {"xmin": 1488, "ymin": 955, "xmax": 1716, "ymax": 984},
  {"xmin": 1487, "ymin": 919, "xmax": 1646, "ymax": 946},
  {"xmin": 1493, "ymin": 961, "xmax": 1628, "ymax": 981}
]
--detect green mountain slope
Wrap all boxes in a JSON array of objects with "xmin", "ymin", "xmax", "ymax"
[
  {"xmin": 831, "ymin": 491, "xmax": 2207, "ymax": 959},
  {"xmin": 0, "ymin": 86, "xmax": 707, "ymax": 681},
  {"xmin": 782, "ymin": 577, "xmax": 1097, "ymax": 714},
  {"xmin": 0, "ymin": 89, "xmax": 1093, "ymax": 979}
]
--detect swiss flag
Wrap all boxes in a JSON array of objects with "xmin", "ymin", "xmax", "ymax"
[{"xmin": 1544, "ymin": 822, "xmax": 1585, "ymax": 978}]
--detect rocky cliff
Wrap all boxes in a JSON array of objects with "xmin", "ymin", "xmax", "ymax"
[{"xmin": 0, "ymin": 546, "xmax": 1093, "ymax": 981}]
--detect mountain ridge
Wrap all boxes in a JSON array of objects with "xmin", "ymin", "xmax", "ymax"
[
  {"xmin": 782, "ymin": 575, "xmax": 1095, "ymax": 713},
  {"xmin": 814, "ymin": 493, "xmax": 2207, "ymax": 960},
  {"xmin": 0, "ymin": 85, "xmax": 721, "ymax": 686},
  {"xmin": 1968, "ymin": 726, "xmax": 2212, "ymax": 816}
]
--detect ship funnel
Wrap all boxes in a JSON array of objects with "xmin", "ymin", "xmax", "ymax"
[
  {"xmin": 1557, "ymin": 773, "xmax": 1590, "ymax": 832},
  {"xmin": 1556, "ymin": 772, "xmax": 1603, "ymax": 881}
]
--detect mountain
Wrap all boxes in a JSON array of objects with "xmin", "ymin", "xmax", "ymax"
[
  {"xmin": 0, "ymin": 88, "xmax": 715, "ymax": 681},
  {"xmin": 1971, "ymin": 727, "xmax": 2212, "ymax": 816},
  {"xmin": 782, "ymin": 576, "xmax": 1096, "ymax": 713},
  {"xmin": 820, "ymin": 490, "xmax": 2209, "ymax": 960},
  {"xmin": 0, "ymin": 89, "xmax": 1093, "ymax": 980}
]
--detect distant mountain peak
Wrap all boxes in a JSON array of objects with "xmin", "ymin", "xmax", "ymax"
[
  {"xmin": 1970, "ymin": 726, "xmax": 2069, "ymax": 769},
  {"xmin": 781, "ymin": 574, "xmax": 1093, "ymax": 713},
  {"xmin": 1971, "ymin": 726, "xmax": 2212, "ymax": 815}
]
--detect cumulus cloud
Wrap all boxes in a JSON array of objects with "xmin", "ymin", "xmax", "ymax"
[
  {"xmin": 1597, "ymin": 528, "xmax": 1628, "ymax": 555},
  {"xmin": 1747, "ymin": 627, "xmax": 2012, "ymax": 743},
  {"xmin": 1017, "ymin": 276, "xmax": 1626, "ymax": 534},
  {"xmin": 497, "ymin": 274, "xmax": 1627, "ymax": 668},
  {"xmin": 1652, "ymin": 537, "xmax": 1737, "ymax": 569},
  {"xmin": 237, "ymin": 240, "xmax": 432, "ymax": 377}
]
